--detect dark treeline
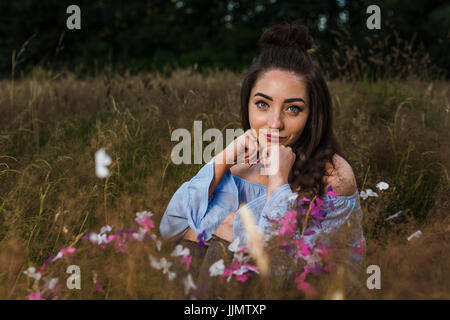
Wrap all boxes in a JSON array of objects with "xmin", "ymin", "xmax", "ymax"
[{"xmin": 0, "ymin": 0, "xmax": 448, "ymax": 79}]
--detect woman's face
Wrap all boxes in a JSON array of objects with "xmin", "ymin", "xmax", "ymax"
[{"xmin": 248, "ymin": 69, "xmax": 310, "ymax": 149}]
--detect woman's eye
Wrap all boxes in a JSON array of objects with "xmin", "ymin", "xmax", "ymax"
[
  {"xmin": 255, "ymin": 101, "xmax": 268, "ymax": 109},
  {"xmin": 255, "ymin": 101, "xmax": 302, "ymax": 114},
  {"xmin": 288, "ymin": 106, "xmax": 302, "ymax": 114}
]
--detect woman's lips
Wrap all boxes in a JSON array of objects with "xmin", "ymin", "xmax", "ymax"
[{"xmin": 263, "ymin": 133, "xmax": 287, "ymax": 142}]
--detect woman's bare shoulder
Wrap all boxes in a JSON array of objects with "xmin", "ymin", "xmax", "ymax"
[{"xmin": 323, "ymin": 154, "xmax": 357, "ymax": 196}]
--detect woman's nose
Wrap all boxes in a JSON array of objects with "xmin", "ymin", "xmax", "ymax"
[{"xmin": 267, "ymin": 109, "xmax": 283, "ymax": 130}]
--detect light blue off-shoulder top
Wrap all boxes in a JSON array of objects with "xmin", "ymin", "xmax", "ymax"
[{"xmin": 159, "ymin": 156, "xmax": 366, "ymax": 260}]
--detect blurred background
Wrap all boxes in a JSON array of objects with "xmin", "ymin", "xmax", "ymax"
[{"xmin": 1, "ymin": 0, "xmax": 449, "ymax": 79}]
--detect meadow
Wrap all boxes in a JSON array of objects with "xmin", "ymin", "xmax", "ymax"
[{"xmin": 0, "ymin": 66, "xmax": 448, "ymax": 299}]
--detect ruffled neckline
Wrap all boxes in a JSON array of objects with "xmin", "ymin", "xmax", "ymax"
[
  {"xmin": 323, "ymin": 189, "xmax": 359, "ymax": 199},
  {"xmin": 231, "ymin": 174, "xmax": 268, "ymax": 188},
  {"xmin": 232, "ymin": 173, "xmax": 359, "ymax": 200}
]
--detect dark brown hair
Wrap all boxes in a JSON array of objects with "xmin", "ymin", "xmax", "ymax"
[{"xmin": 240, "ymin": 21, "xmax": 348, "ymax": 200}]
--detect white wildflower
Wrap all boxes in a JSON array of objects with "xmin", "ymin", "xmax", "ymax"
[
  {"xmin": 376, "ymin": 182, "xmax": 389, "ymax": 191},
  {"xmin": 160, "ymin": 258, "xmax": 172, "ymax": 275},
  {"xmin": 171, "ymin": 244, "xmax": 190, "ymax": 257},
  {"xmin": 52, "ymin": 252, "xmax": 63, "ymax": 262},
  {"xmin": 228, "ymin": 238, "xmax": 241, "ymax": 252},
  {"xmin": 155, "ymin": 240, "xmax": 162, "ymax": 252},
  {"xmin": 149, "ymin": 254, "xmax": 161, "ymax": 269},
  {"xmin": 184, "ymin": 274, "xmax": 197, "ymax": 296},
  {"xmin": 168, "ymin": 271, "xmax": 176, "ymax": 280},
  {"xmin": 100, "ymin": 225, "xmax": 112, "ymax": 234},
  {"xmin": 209, "ymin": 259, "xmax": 225, "ymax": 277},
  {"xmin": 233, "ymin": 251, "xmax": 250, "ymax": 265},
  {"xmin": 89, "ymin": 233, "xmax": 108, "ymax": 245},
  {"xmin": 23, "ymin": 267, "xmax": 41, "ymax": 281},
  {"xmin": 135, "ymin": 211, "xmax": 153, "ymax": 222},
  {"xmin": 95, "ymin": 148, "xmax": 112, "ymax": 179},
  {"xmin": 150, "ymin": 234, "xmax": 162, "ymax": 251},
  {"xmin": 366, "ymin": 189, "xmax": 378, "ymax": 197},
  {"xmin": 132, "ymin": 227, "xmax": 147, "ymax": 242},
  {"xmin": 360, "ymin": 189, "xmax": 378, "ymax": 200},
  {"xmin": 45, "ymin": 278, "xmax": 59, "ymax": 291}
]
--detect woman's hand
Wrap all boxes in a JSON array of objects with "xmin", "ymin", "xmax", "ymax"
[
  {"xmin": 214, "ymin": 210, "xmax": 236, "ymax": 243},
  {"xmin": 210, "ymin": 129, "xmax": 260, "ymax": 197},
  {"xmin": 262, "ymin": 144, "xmax": 296, "ymax": 195},
  {"xmin": 219, "ymin": 129, "xmax": 260, "ymax": 167}
]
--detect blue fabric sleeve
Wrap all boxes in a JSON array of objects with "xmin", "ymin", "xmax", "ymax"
[
  {"xmin": 232, "ymin": 195, "xmax": 266, "ymax": 249},
  {"xmin": 302, "ymin": 191, "xmax": 365, "ymax": 248},
  {"xmin": 301, "ymin": 191, "xmax": 366, "ymax": 272},
  {"xmin": 159, "ymin": 157, "xmax": 239, "ymax": 242},
  {"xmin": 232, "ymin": 183, "xmax": 298, "ymax": 249},
  {"xmin": 233, "ymin": 185, "xmax": 365, "ymax": 265},
  {"xmin": 258, "ymin": 184, "xmax": 298, "ymax": 237}
]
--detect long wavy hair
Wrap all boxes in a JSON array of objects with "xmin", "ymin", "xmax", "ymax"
[{"xmin": 240, "ymin": 21, "xmax": 350, "ymax": 200}]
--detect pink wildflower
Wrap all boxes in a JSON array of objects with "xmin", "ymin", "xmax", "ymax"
[
  {"xmin": 39, "ymin": 256, "xmax": 56, "ymax": 274},
  {"xmin": 28, "ymin": 290, "xmax": 41, "ymax": 300},
  {"xmin": 294, "ymin": 269, "xmax": 317, "ymax": 296},
  {"xmin": 327, "ymin": 186, "xmax": 340, "ymax": 197},
  {"xmin": 137, "ymin": 216, "xmax": 155, "ymax": 231},
  {"xmin": 280, "ymin": 240, "xmax": 289, "ymax": 247},
  {"xmin": 316, "ymin": 244, "xmax": 338, "ymax": 264},
  {"xmin": 315, "ymin": 197, "xmax": 324, "ymax": 207},
  {"xmin": 234, "ymin": 274, "xmax": 248, "ymax": 282},
  {"xmin": 294, "ymin": 238, "xmax": 312, "ymax": 257},
  {"xmin": 278, "ymin": 211, "xmax": 297, "ymax": 236},
  {"xmin": 180, "ymin": 255, "xmax": 192, "ymax": 271},
  {"xmin": 310, "ymin": 201, "xmax": 322, "ymax": 215},
  {"xmin": 303, "ymin": 230, "xmax": 316, "ymax": 236},
  {"xmin": 299, "ymin": 197, "xmax": 311, "ymax": 205},
  {"xmin": 60, "ymin": 247, "xmax": 76, "ymax": 256},
  {"xmin": 107, "ymin": 234, "xmax": 128, "ymax": 253}
]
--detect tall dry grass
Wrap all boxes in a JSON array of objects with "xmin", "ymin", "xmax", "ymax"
[{"xmin": 0, "ymin": 65, "xmax": 448, "ymax": 299}]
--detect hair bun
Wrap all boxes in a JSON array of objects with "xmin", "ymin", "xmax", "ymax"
[{"xmin": 259, "ymin": 22, "xmax": 313, "ymax": 53}]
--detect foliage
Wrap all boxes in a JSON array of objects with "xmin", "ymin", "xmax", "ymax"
[{"xmin": 0, "ymin": 0, "xmax": 448, "ymax": 79}]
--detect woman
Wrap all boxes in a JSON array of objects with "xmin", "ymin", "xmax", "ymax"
[{"xmin": 160, "ymin": 22, "xmax": 365, "ymax": 295}]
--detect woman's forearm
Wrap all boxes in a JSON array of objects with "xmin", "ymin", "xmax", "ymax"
[
  {"xmin": 265, "ymin": 177, "xmax": 287, "ymax": 202},
  {"xmin": 208, "ymin": 151, "xmax": 233, "ymax": 198}
]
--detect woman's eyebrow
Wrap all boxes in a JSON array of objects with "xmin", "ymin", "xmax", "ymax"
[{"xmin": 254, "ymin": 92, "xmax": 306, "ymax": 104}]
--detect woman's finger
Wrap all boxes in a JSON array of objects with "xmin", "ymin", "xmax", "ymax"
[
  {"xmin": 237, "ymin": 134, "xmax": 250, "ymax": 164},
  {"xmin": 261, "ymin": 146, "xmax": 270, "ymax": 166},
  {"xmin": 249, "ymin": 138, "xmax": 260, "ymax": 164}
]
